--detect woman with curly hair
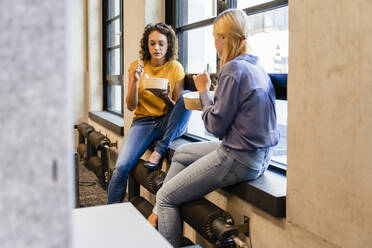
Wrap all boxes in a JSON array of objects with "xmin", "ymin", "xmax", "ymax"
[{"xmin": 107, "ymin": 22, "xmax": 191, "ymax": 204}]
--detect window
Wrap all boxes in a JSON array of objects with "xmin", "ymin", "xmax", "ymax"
[
  {"xmin": 184, "ymin": 25, "xmax": 217, "ymax": 74},
  {"xmin": 103, "ymin": 0, "xmax": 123, "ymax": 116},
  {"xmin": 243, "ymin": 4, "xmax": 288, "ymax": 166},
  {"xmin": 169, "ymin": 0, "xmax": 288, "ymax": 166}
]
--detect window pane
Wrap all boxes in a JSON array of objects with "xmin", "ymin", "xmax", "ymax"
[
  {"xmin": 187, "ymin": 111, "xmax": 218, "ymax": 141},
  {"xmin": 106, "ymin": 48, "xmax": 120, "ymax": 75},
  {"xmin": 179, "ymin": 0, "xmax": 217, "ymax": 26},
  {"xmin": 247, "ymin": 7, "xmax": 288, "ymax": 165},
  {"xmin": 107, "ymin": 19, "xmax": 120, "ymax": 47},
  {"xmin": 107, "ymin": 0, "xmax": 120, "ymax": 19},
  {"xmin": 248, "ymin": 6, "xmax": 288, "ymax": 73},
  {"xmin": 187, "ymin": 101, "xmax": 288, "ymax": 165},
  {"xmin": 184, "ymin": 25, "xmax": 217, "ymax": 73},
  {"xmin": 107, "ymin": 85, "xmax": 122, "ymax": 113},
  {"xmin": 272, "ymin": 100, "xmax": 287, "ymax": 165},
  {"xmin": 237, "ymin": 0, "xmax": 274, "ymax": 9}
]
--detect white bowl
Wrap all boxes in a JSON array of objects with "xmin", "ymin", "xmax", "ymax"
[
  {"xmin": 142, "ymin": 77, "xmax": 168, "ymax": 90},
  {"xmin": 183, "ymin": 91, "xmax": 214, "ymax": 111}
]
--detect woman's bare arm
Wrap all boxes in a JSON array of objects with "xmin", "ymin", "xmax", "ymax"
[{"xmin": 126, "ymin": 62, "xmax": 143, "ymax": 111}]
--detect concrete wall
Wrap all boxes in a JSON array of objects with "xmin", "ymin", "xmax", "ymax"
[
  {"xmin": 71, "ymin": 0, "xmax": 88, "ymax": 123},
  {"xmin": 88, "ymin": 0, "xmax": 103, "ymax": 113},
  {"xmin": 0, "ymin": 1, "xmax": 73, "ymax": 248},
  {"xmin": 287, "ymin": 0, "xmax": 372, "ymax": 247}
]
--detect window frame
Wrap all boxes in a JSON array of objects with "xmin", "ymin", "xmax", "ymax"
[
  {"xmin": 166, "ymin": 0, "xmax": 288, "ymax": 171},
  {"xmin": 102, "ymin": 0, "xmax": 124, "ymax": 117}
]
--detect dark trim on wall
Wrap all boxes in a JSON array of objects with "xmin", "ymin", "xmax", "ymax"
[
  {"xmin": 106, "ymin": 75, "xmax": 123, "ymax": 86},
  {"xmin": 225, "ymin": 169, "xmax": 286, "ymax": 218},
  {"xmin": 243, "ymin": 0, "xmax": 288, "ymax": 16},
  {"xmin": 120, "ymin": 0, "xmax": 124, "ymax": 115},
  {"xmin": 102, "ymin": 0, "xmax": 108, "ymax": 111},
  {"xmin": 165, "ymin": 0, "xmax": 177, "ymax": 30},
  {"xmin": 175, "ymin": 17, "xmax": 215, "ymax": 33}
]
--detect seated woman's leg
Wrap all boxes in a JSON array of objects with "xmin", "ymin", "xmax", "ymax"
[
  {"xmin": 152, "ymin": 91, "xmax": 192, "ymax": 159},
  {"xmin": 156, "ymin": 144, "xmax": 272, "ymax": 246},
  {"xmin": 152, "ymin": 141, "xmax": 220, "ymax": 215},
  {"xmin": 107, "ymin": 120, "xmax": 160, "ymax": 204}
]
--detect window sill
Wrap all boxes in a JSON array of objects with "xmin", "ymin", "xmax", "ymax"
[
  {"xmin": 89, "ymin": 111, "xmax": 124, "ymax": 136},
  {"xmin": 162, "ymin": 137, "xmax": 287, "ymax": 218}
]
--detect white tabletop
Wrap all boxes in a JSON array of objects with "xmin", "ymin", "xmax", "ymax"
[{"xmin": 73, "ymin": 203, "xmax": 172, "ymax": 248}]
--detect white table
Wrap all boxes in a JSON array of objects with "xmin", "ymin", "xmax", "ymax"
[{"xmin": 73, "ymin": 203, "xmax": 172, "ymax": 248}]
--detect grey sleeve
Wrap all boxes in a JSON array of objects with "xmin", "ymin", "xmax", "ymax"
[{"xmin": 200, "ymin": 74, "xmax": 240, "ymax": 138}]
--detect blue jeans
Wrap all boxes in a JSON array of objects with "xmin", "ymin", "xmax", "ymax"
[
  {"xmin": 154, "ymin": 141, "xmax": 273, "ymax": 247},
  {"xmin": 107, "ymin": 91, "xmax": 191, "ymax": 204}
]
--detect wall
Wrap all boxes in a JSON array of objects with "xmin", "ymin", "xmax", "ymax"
[
  {"xmin": 0, "ymin": 1, "xmax": 73, "ymax": 248},
  {"xmin": 78, "ymin": 0, "xmax": 372, "ymax": 247},
  {"xmin": 88, "ymin": 0, "xmax": 103, "ymax": 112},
  {"xmin": 287, "ymin": 0, "xmax": 372, "ymax": 247},
  {"xmin": 122, "ymin": 0, "xmax": 146, "ymax": 133},
  {"xmin": 71, "ymin": 0, "xmax": 88, "ymax": 123}
]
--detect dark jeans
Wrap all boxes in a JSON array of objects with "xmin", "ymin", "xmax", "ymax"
[{"xmin": 107, "ymin": 91, "xmax": 191, "ymax": 204}]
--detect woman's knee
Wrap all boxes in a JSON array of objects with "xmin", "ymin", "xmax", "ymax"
[
  {"xmin": 175, "ymin": 90, "xmax": 191, "ymax": 103},
  {"xmin": 156, "ymin": 186, "xmax": 170, "ymax": 207},
  {"xmin": 172, "ymin": 143, "xmax": 198, "ymax": 159},
  {"xmin": 156, "ymin": 183, "xmax": 179, "ymax": 208},
  {"xmin": 112, "ymin": 163, "xmax": 130, "ymax": 178},
  {"xmin": 181, "ymin": 90, "xmax": 191, "ymax": 95},
  {"xmin": 171, "ymin": 147, "xmax": 189, "ymax": 164}
]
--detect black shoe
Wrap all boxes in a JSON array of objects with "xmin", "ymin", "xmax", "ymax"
[{"xmin": 143, "ymin": 158, "xmax": 163, "ymax": 170}]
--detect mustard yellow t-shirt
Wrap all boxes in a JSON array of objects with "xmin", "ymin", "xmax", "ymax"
[{"xmin": 129, "ymin": 60, "xmax": 185, "ymax": 118}]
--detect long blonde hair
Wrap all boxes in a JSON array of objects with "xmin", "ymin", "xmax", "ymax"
[{"xmin": 213, "ymin": 9, "xmax": 251, "ymax": 67}]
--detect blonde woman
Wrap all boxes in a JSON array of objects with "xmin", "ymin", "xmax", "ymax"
[{"xmin": 148, "ymin": 9, "xmax": 279, "ymax": 246}]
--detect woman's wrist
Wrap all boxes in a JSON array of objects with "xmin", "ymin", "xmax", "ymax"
[{"xmin": 197, "ymin": 87, "xmax": 208, "ymax": 94}]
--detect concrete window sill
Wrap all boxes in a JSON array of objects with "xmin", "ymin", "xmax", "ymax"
[
  {"xmin": 150, "ymin": 136, "xmax": 287, "ymax": 218},
  {"xmin": 89, "ymin": 111, "xmax": 124, "ymax": 136}
]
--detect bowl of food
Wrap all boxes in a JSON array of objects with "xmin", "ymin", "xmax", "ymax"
[
  {"xmin": 183, "ymin": 91, "xmax": 214, "ymax": 111},
  {"xmin": 142, "ymin": 77, "xmax": 168, "ymax": 90}
]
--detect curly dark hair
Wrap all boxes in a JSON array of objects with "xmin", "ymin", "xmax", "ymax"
[{"xmin": 139, "ymin": 22, "xmax": 178, "ymax": 62}]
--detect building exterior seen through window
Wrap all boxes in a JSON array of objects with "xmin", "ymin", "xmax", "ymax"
[{"xmin": 173, "ymin": 0, "xmax": 288, "ymax": 166}]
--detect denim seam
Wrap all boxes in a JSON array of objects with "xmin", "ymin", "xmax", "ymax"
[
  {"xmin": 158, "ymin": 206, "xmax": 170, "ymax": 243},
  {"xmin": 170, "ymin": 150, "xmax": 212, "ymax": 166},
  {"xmin": 221, "ymin": 158, "xmax": 235, "ymax": 184},
  {"xmin": 160, "ymin": 157, "xmax": 226, "ymax": 201}
]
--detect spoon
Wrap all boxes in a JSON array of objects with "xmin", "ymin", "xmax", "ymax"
[{"xmin": 137, "ymin": 56, "xmax": 149, "ymax": 78}]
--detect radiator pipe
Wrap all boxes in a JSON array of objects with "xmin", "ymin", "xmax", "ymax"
[
  {"xmin": 130, "ymin": 160, "xmax": 245, "ymax": 247},
  {"xmin": 130, "ymin": 159, "xmax": 166, "ymax": 194},
  {"xmin": 75, "ymin": 123, "xmax": 94, "ymax": 160},
  {"xmin": 76, "ymin": 122, "xmax": 94, "ymax": 143},
  {"xmin": 88, "ymin": 131, "xmax": 109, "ymax": 150},
  {"xmin": 180, "ymin": 198, "xmax": 237, "ymax": 244}
]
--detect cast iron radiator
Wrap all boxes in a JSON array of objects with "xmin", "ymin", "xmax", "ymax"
[{"xmin": 129, "ymin": 160, "xmax": 248, "ymax": 248}]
